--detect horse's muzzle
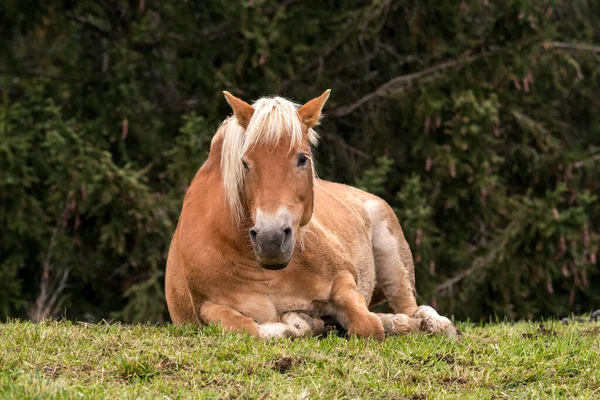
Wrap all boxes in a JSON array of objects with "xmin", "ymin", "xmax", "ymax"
[{"xmin": 249, "ymin": 220, "xmax": 294, "ymax": 270}]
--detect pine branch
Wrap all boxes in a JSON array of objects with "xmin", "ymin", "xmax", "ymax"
[
  {"xmin": 544, "ymin": 41, "xmax": 600, "ymax": 54},
  {"xmin": 573, "ymin": 151, "xmax": 600, "ymax": 168},
  {"xmin": 329, "ymin": 40, "xmax": 600, "ymax": 118},
  {"xmin": 435, "ymin": 267, "xmax": 477, "ymax": 295},
  {"xmin": 0, "ymin": 69, "xmax": 82, "ymax": 83},
  {"xmin": 328, "ymin": 53, "xmax": 481, "ymax": 117},
  {"xmin": 435, "ymin": 214, "xmax": 525, "ymax": 295},
  {"xmin": 321, "ymin": 132, "xmax": 370, "ymax": 159}
]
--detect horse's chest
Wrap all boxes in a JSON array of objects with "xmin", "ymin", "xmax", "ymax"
[
  {"xmin": 232, "ymin": 279, "xmax": 329, "ymax": 324},
  {"xmin": 271, "ymin": 294, "xmax": 317, "ymax": 314}
]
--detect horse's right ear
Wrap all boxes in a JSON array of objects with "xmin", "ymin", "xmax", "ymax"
[
  {"xmin": 298, "ymin": 89, "xmax": 331, "ymax": 128},
  {"xmin": 223, "ymin": 91, "xmax": 254, "ymax": 129}
]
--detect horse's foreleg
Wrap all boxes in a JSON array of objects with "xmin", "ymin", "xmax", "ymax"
[
  {"xmin": 249, "ymin": 312, "xmax": 326, "ymax": 339},
  {"xmin": 330, "ymin": 272, "xmax": 385, "ymax": 340},
  {"xmin": 200, "ymin": 301, "xmax": 262, "ymax": 337},
  {"xmin": 200, "ymin": 302, "xmax": 326, "ymax": 339}
]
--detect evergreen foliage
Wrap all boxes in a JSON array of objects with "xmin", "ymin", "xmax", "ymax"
[{"xmin": 1, "ymin": 0, "xmax": 598, "ymax": 322}]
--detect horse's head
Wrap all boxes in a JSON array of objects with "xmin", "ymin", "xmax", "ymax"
[{"xmin": 222, "ymin": 90, "xmax": 330, "ymax": 270}]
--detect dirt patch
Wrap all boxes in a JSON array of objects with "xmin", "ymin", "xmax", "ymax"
[
  {"xmin": 156, "ymin": 357, "xmax": 190, "ymax": 373},
  {"xmin": 522, "ymin": 324, "xmax": 557, "ymax": 338},
  {"xmin": 269, "ymin": 356, "xmax": 304, "ymax": 373},
  {"xmin": 100, "ymin": 342, "xmax": 121, "ymax": 357},
  {"xmin": 441, "ymin": 376, "xmax": 468, "ymax": 386},
  {"xmin": 581, "ymin": 326, "xmax": 600, "ymax": 336},
  {"xmin": 423, "ymin": 353, "xmax": 473, "ymax": 366},
  {"xmin": 41, "ymin": 362, "xmax": 97, "ymax": 380},
  {"xmin": 198, "ymin": 377, "xmax": 233, "ymax": 389},
  {"xmin": 436, "ymin": 353, "xmax": 455, "ymax": 364},
  {"xmin": 42, "ymin": 365, "xmax": 65, "ymax": 379}
]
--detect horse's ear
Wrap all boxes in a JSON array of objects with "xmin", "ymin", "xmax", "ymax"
[
  {"xmin": 298, "ymin": 89, "xmax": 331, "ymax": 128},
  {"xmin": 223, "ymin": 91, "xmax": 254, "ymax": 129}
]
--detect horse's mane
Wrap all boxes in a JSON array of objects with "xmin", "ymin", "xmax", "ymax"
[{"xmin": 216, "ymin": 96, "xmax": 319, "ymax": 225}]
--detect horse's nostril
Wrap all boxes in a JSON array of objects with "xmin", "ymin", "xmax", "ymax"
[
  {"xmin": 249, "ymin": 228, "xmax": 258, "ymax": 242},
  {"xmin": 282, "ymin": 227, "xmax": 292, "ymax": 247}
]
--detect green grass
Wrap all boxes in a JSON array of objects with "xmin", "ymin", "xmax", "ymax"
[{"xmin": 1, "ymin": 320, "xmax": 599, "ymax": 399}]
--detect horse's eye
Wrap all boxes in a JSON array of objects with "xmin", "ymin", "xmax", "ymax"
[
  {"xmin": 242, "ymin": 160, "xmax": 249, "ymax": 172},
  {"xmin": 297, "ymin": 153, "xmax": 309, "ymax": 168}
]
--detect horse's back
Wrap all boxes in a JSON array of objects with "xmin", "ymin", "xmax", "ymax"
[{"xmin": 312, "ymin": 178, "xmax": 401, "ymax": 235}]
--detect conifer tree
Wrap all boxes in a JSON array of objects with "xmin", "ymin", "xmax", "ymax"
[{"xmin": 1, "ymin": 0, "xmax": 598, "ymax": 322}]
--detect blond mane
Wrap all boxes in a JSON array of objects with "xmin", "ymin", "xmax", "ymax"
[{"xmin": 217, "ymin": 96, "xmax": 319, "ymax": 225}]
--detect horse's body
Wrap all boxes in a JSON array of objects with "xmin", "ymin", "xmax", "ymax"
[{"xmin": 166, "ymin": 92, "xmax": 459, "ymax": 339}]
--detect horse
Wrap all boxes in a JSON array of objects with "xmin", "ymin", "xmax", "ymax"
[{"xmin": 165, "ymin": 90, "xmax": 461, "ymax": 339}]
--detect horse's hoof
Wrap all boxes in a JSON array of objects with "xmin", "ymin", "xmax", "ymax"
[
  {"xmin": 258, "ymin": 323, "xmax": 292, "ymax": 339},
  {"xmin": 281, "ymin": 312, "xmax": 325, "ymax": 338},
  {"xmin": 413, "ymin": 306, "xmax": 461, "ymax": 337},
  {"xmin": 347, "ymin": 313, "xmax": 385, "ymax": 340}
]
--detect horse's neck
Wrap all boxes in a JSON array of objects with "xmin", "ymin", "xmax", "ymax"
[{"xmin": 191, "ymin": 135, "xmax": 252, "ymax": 253}]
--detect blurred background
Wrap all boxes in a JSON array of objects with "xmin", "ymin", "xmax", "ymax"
[{"xmin": 1, "ymin": 0, "xmax": 598, "ymax": 324}]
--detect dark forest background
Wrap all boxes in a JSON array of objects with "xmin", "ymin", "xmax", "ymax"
[{"xmin": 1, "ymin": 0, "xmax": 599, "ymax": 324}]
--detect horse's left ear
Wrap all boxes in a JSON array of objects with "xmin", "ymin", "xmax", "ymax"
[{"xmin": 298, "ymin": 89, "xmax": 331, "ymax": 128}]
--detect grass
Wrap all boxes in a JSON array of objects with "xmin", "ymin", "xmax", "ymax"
[{"xmin": 1, "ymin": 319, "xmax": 599, "ymax": 399}]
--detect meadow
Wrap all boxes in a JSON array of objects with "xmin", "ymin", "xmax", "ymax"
[{"xmin": 1, "ymin": 319, "xmax": 599, "ymax": 399}]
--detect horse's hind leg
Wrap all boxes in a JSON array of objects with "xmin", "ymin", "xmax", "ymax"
[
  {"xmin": 366, "ymin": 199, "xmax": 460, "ymax": 336},
  {"xmin": 376, "ymin": 313, "xmax": 421, "ymax": 336},
  {"xmin": 412, "ymin": 306, "xmax": 462, "ymax": 336},
  {"xmin": 366, "ymin": 199, "xmax": 419, "ymax": 316}
]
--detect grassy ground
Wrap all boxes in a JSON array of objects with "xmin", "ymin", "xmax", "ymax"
[{"xmin": 1, "ymin": 319, "xmax": 599, "ymax": 399}]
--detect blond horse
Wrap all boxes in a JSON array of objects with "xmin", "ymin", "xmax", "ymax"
[{"xmin": 165, "ymin": 90, "xmax": 460, "ymax": 339}]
